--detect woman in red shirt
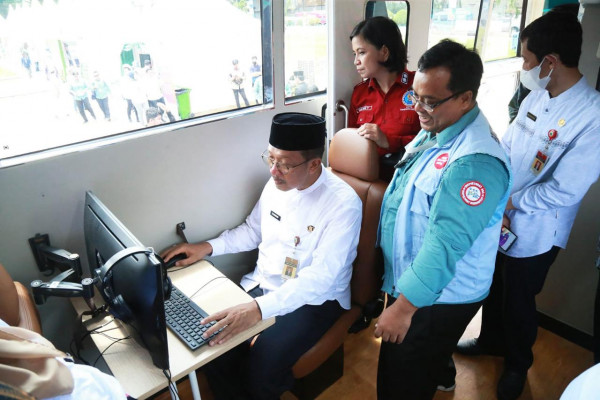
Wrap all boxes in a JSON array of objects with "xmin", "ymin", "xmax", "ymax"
[{"xmin": 349, "ymin": 17, "xmax": 421, "ymax": 179}]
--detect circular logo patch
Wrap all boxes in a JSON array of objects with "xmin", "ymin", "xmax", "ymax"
[
  {"xmin": 402, "ymin": 90, "xmax": 415, "ymax": 107},
  {"xmin": 434, "ymin": 153, "xmax": 449, "ymax": 169},
  {"xmin": 460, "ymin": 181, "xmax": 486, "ymax": 206}
]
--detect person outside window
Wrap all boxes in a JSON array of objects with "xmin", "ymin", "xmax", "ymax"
[
  {"xmin": 91, "ymin": 70, "xmax": 111, "ymax": 121},
  {"xmin": 229, "ymin": 59, "xmax": 250, "ymax": 108},
  {"xmin": 144, "ymin": 65, "xmax": 176, "ymax": 122},
  {"xmin": 68, "ymin": 70, "xmax": 96, "ymax": 124},
  {"xmin": 249, "ymin": 56, "xmax": 262, "ymax": 104}
]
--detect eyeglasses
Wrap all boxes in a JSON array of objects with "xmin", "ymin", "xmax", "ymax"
[
  {"xmin": 407, "ymin": 91, "xmax": 466, "ymax": 113},
  {"xmin": 261, "ymin": 150, "xmax": 309, "ymax": 175}
]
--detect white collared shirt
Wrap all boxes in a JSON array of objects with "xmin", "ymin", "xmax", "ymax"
[
  {"xmin": 208, "ymin": 166, "xmax": 362, "ymax": 319},
  {"xmin": 501, "ymin": 77, "xmax": 600, "ymax": 257}
]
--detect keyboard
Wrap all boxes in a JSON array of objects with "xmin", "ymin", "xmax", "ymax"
[{"xmin": 164, "ymin": 285, "xmax": 220, "ymax": 350}]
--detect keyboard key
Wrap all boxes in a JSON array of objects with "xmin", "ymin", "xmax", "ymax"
[{"xmin": 164, "ymin": 285, "xmax": 219, "ymax": 351}]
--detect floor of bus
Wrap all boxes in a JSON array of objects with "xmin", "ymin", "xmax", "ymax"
[{"xmin": 154, "ymin": 308, "xmax": 593, "ymax": 399}]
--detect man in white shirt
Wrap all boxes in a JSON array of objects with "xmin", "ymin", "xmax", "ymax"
[
  {"xmin": 162, "ymin": 112, "xmax": 362, "ymax": 399},
  {"xmin": 456, "ymin": 11, "xmax": 600, "ymax": 400}
]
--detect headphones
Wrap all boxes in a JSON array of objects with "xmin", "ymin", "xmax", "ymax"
[{"xmin": 94, "ymin": 246, "xmax": 172, "ymax": 323}]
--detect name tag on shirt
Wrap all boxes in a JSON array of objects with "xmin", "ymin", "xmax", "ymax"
[
  {"xmin": 526, "ymin": 112, "xmax": 537, "ymax": 122},
  {"xmin": 530, "ymin": 151, "xmax": 548, "ymax": 175},
  {"xmin": 270, "ymin": 210, "xmax": 281, "ymax": 221},
  {"xmin": 281, "ymin": 256, "xmax": 298, "ymax": 280}
]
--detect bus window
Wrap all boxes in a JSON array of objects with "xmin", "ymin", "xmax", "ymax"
[
  {"xmin": 365, "ymin": 1, "xmax": 409, "ymax": 46},
  {"xmin": 0, "ymin": 0, "xmax": 272, "ymax": 165},
  {"xmin": 476, "ymin": 0, "xmax": 524, "ymax": 62},
  {"xmin": 429, "ymin": 0, "xmax": 480, "ymax": 50},
  {"xmin": 284, "ymin": 0, "xmax": 327, "ymax": 101}
]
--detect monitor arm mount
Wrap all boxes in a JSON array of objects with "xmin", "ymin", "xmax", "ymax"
[{"xmin": 28, "ymin": 233, "xmax": 97, "ymax": 313}]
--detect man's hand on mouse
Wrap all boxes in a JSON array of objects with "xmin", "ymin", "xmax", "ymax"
[{"xmin": 160, "ymin": 242, "xmax": 213, "ymax": 267}]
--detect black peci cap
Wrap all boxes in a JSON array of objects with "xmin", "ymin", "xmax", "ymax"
[{"xmin": 269, "ymin": 112, "xmax": 326, "ymax": 151}]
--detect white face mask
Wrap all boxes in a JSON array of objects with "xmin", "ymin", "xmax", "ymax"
[{"xmin": 520, "ymin": 58, "xmax": 553, "ymax": 91}]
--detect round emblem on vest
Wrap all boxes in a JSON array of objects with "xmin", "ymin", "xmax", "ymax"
[
  {"xmin": 434, "ymin": 153, "xmax": 449, "ymax": 169},
  {"xmin": 460, "ymin": 181, "xmax": 486, "ymax": 206},
  {"xmin": 402, "ymin": 90, "xmax": 415, "ymax": 107}
]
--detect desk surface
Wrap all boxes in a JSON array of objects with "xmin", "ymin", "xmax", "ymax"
[{"xmin": 71, "ymin": 260, "xmax": 275, "ymax": 399}]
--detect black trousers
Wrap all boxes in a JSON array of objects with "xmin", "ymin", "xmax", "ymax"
[
  {"xmin": 479, "ymin": 247, "xmax": 560, "ymax": 373},
  {"xmin": 377, "ymin": 296, "xmax": 482, "ymax": 400},
  {"xmin": 594, "ymin": 268, "xmax": 600, "ymax": 364},
  {"xmin": 204, "ymin": 299, "xmax": 343, "ymax": 400},
  {"xmin": 232, "ymin": 89, "xmax": 249, "ymax": 108}
]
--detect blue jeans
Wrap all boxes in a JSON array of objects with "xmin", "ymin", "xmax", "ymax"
[
  {"xmin": 75, "ymin": 97, "xmax": 96, "ymax": 122},
  {"xmin": 95, "ymin": 97, "xmax": 110, "ymax": 120}
]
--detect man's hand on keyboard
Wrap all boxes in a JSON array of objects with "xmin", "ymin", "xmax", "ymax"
[
  {"xmin": 160, "ymin": 242, "xmax": 213, "ymax": 267},
  {"xmin": 201, "ymin": 300, "xmax": 262, "ymax": 346}
]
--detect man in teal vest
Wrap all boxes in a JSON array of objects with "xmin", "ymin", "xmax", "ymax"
[{"xmin": 374, "ymin": 40, "xmax": 512, "ymax": 400}]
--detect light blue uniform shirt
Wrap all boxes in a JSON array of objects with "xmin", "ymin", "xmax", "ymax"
[
  {"xmin": 501, "ymin": 77, "xmax": 600, "ymax": 257},
  {"xmin": 381, "ymin": 106, "xmax": 510, "ymax": 306}
]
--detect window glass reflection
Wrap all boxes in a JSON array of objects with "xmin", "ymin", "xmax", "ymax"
[
  {"xmin": 0, "ymin": 0, "xmax": 270, "ymax": 161},
  {"xmin": 478, "ymin": 0, "xmax": 523, "ymax": 61},
  {"xmin": 284, "ymin": 0, "xmax": 327, "ymax": 100},
  {"xmin": 429, "ymin": 0, "xmax": 480, "ymax": 49}
]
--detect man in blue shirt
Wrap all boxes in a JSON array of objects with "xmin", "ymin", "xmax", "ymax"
[
  {"xmin": 457, "ymin": 12, "xmax": 600, "ymax": 400},
  {"xmin": 375, "ymin": 40, "xmax": 511, "ymax": 400}
]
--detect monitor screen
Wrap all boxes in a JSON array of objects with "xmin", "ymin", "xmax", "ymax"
[{"xmin": 84, "ymin": 190, "xmax": 169, "ymax": 370}]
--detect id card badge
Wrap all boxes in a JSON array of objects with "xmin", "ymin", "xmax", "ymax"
[
  {"xmin": 530, "ymin": 150, "xmax": 549, "ymax": 175},
  {"xmin": 281, "ymin": 256, "xmax": 298, "ymax": 280},
  {"xmin": 281, "ymin": 235, "xmax": 300, "ymax": 281},
  {"xmin": 531, "ymin": 129, "xmax": 558, "ymax": 175}
]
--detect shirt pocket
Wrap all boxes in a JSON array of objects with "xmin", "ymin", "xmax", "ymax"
[
  {"xmin": 357, "ymin": 110, "xmax": 374, "ymax": 124},
  {"xmin": 410, "ymin": 174, "xmax": 437, "ymax": 217},
  {"xmin": 409, "ymin": 174, "xmax": 437, "ymax": 257},
  {"xmin": 391, "ymin": 109, "xmax": 417, "ymax": 125}
]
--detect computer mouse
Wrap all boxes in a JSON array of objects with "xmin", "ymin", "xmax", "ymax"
[{"xmin": 164, "ymin": 253, "xmax": 187, "ymax": 269}]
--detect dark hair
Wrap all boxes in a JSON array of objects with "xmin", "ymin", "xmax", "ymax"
[
  {"xmin": 417, "ymin": 39, "xmax": 483, "ymax": 100},
  {"xmin": 520, "ymin": 11, "xmax": 582, "ymax": 67},
  {"xmin": 146, "ymin": 107, "xmax": 161, "ymax": 121},
  {"xmin": 350, "ymin": 16, "xmax": 407, "ymax": 73}
]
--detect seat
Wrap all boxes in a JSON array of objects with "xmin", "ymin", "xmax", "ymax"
[
  {"xmin": 291, "ymin": 128, "xmax": 387, "ymax": 398},
  {"xmin": 0, "ymin": 262, "xmax": 42, "ymax": 334}
]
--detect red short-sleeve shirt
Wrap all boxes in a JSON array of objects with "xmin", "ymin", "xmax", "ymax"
[{"xmin": 348, "ymin": 70, "xmax": 421, "ymax": 156}]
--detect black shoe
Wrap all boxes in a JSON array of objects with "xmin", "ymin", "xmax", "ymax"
[
  {"xmin": 436, "ymin": 359, "xmax": 456, "ymax": 391},
  {"xmin": 497, "ymin": 369, "xmax": 527, "ymax": 400},
  {"xmin": 436, "ymin": 378, "xmax": 456, "ymax": 392},
  {"xmin": 456, "ymin": 338, "xmax": 504, "ymax": 357}
]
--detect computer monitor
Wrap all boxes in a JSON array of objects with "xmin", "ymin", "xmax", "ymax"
[{"xmin": 84, "ymin": 190, "xmax": 169, "ymax": 370}]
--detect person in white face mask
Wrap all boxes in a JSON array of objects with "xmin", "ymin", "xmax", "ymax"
[{"xmin": 456, "ymin": 11, "xmax": 600, "ymax": 400}]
